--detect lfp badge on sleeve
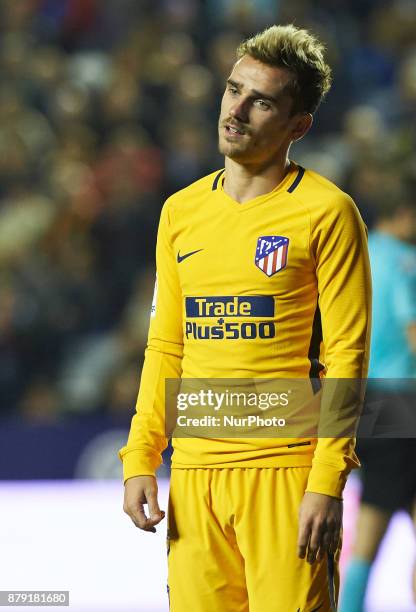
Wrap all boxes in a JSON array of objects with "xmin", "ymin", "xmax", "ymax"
[{"xmin": 255, "ymin": 236, "xmax": 289, "ymax": 277}]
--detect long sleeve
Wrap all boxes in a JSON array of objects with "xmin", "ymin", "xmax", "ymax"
[
  {"xmin": 119, "ymin": 202, "xmax": 183, "ymax": 482},
  {"xmin": 306, "ymin": 193, "xmax": 372, "ymax": 498}
]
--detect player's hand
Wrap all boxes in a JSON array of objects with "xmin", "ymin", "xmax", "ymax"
[
  {"xmin": 297, "ymin": 491, "xmax": 342, "ymax": 564},
  {"xmin": 123, "ymin": 475, "xmax": 165, "ymax": 533}
]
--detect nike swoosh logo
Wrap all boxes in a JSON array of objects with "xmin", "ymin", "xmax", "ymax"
[
  {"xmin": 177, "ymin": 249, "xmax": 203, "ymax": 263},
  {"xmin": 296, "ymin": 604, "xmax": 323, "ymax": 612}
]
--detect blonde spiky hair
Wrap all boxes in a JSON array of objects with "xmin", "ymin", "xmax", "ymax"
[{"xmin": 237, "ymin": 24, "xmax": 332, "ymax": 115}]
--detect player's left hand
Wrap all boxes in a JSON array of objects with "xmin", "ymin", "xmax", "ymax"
[{"xmin": 297, "ymin": 491, "xmax": 342, "ymax": 564}]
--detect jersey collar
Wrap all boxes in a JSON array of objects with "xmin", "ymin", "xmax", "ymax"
[{"xmin": 212, "ymin": 161, "xmax": 304, "ymax": 212}]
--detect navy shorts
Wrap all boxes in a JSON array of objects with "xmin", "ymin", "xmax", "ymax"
[{"xmin": 356, "ymin": 390, "xmax": 416, "ymax": 513}]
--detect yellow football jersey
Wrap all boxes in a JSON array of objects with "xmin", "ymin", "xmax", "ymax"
[{"xmin": 119, "ymin": 161, "xmax": 371, "ymax": 498}]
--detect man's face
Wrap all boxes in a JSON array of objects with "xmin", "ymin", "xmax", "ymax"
[{"xmin": 218, "ymin": 55, "xmax": 306, "ymax": 165}]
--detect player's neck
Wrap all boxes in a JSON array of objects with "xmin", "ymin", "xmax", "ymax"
[
  {"xmin": 223, "ymin": 156, "xmax": 291, "ymax": 204},
  {"xmin": 376, "ymin": 220, "xmax": 410, "ymax": 243}
]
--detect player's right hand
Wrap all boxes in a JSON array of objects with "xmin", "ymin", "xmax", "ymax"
[{"xmin": 123, "ymin": 475, "xmax": 165, "ymax": 533}]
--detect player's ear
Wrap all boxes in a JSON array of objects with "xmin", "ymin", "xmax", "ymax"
[{"xmin": 291, "ymin": 113, "xmax": 313, "ymax": 142}]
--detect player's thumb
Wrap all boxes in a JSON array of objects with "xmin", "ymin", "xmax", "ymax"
[{"xmin": 146, "ymin": 489, "xmax": 163, "ymax": 521}]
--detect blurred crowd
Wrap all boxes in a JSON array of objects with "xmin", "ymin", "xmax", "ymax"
[{"xmin": 0, "ymin": 0, "xmax": 415, "ymax": 423}]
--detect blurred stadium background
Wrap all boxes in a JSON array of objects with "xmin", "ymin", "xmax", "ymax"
[{"xmin": 0, "ymin": 0, "xmax": 415, "ymax": 610}]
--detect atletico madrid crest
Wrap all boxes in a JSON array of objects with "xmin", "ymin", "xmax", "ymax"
[{"xmin": 255, "ymin": 235, "xmax": 289, "ymax": 277}]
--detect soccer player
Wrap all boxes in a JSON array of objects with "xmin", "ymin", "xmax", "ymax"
[
  {"xmin": 120, "ymin": 24, "xmax": 371, "ymax": 611},
  {"xmin": 339, "ymin": 196, "xmax": 416, "ymax": 612}
]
